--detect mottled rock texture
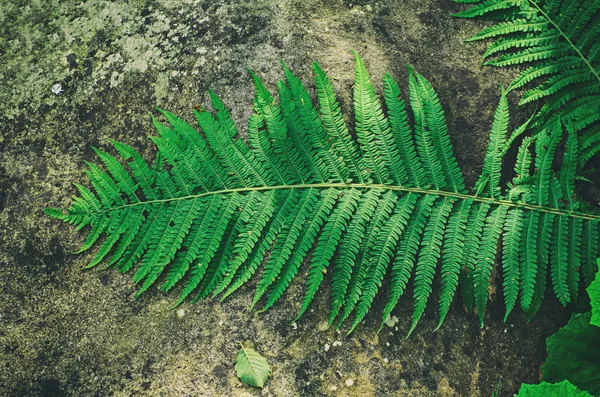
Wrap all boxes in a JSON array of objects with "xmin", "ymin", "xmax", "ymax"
[{"xmin": 0, "ymin": 0, "xmax": 573, "ymax": 396}]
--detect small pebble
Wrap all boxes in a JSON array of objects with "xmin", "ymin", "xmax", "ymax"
[
  {"xmin": 51, "ymin": 83, "xmax": 63, "ymax": 95},
  {"xmin": 346, "ymin": 379, "xmax": 354, "ymax": 387},
  {"xmin": 176, "ymin": 309, "xmax": 185, "ymax": 318},
  {"xmin": 324, "ymin": 343, "xmax": 330, "ymax": 352}
]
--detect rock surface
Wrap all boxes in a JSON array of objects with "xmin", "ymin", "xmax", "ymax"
[{"xmin": 0, "ymin": 0, "xmax": 572, "ymax": 396}]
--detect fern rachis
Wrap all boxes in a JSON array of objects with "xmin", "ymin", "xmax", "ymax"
[{"xmin": 47, "ymin": 51, "xmax": 600, "ymax": 334}]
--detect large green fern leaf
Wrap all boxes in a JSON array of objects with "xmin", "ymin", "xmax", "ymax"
[{"xmin": 47, "ymin": 52, "xmax": 600, "ymax": 334}]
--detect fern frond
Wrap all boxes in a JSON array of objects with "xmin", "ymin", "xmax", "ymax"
[
  {"xmin": 407, "ymin": 67, "xmax": 445, "ymax": 190},
  {"xmin": 352, "ymin": 50, "xmax": 406, "ymax": 185},
  {"xmin": 349, "ymin": 191, "xmax": 412, "ymax": 333},
  {"xmin": 520, "ymin": 210, "xmax": 540, "ymax": 310},
  {"xmin": 502, "ymin": 208, "xmax": 522, "ymax": 321},
  {"xmin": 453, "ymin": 0, "xmax": 525, "ymax": 19},
  {"xmin": 380, "ymin": 194, "xmax": 436, "ymax": 330},
  {"xmin": 282, "ymin": 62, "xmax": 347, "ymax": 182},
  {"xmin": 312, "ymin": 62, "xmax": 365, "ymax": 183},
  {"xmin": 474, "ymin": 205, "xmax": 507, "ymax": 327},
  {"xmin": 328, "ymin": 188, "xmax": 382, "ymax": 326},
  {"xmin": 551, "ymin": 213, "xmax": 570, "ymax": 305},
  {"xmin": 436, "ymin": 199, "xmax": 473, "ymax": 330},
  {"xmin": 251, "ymin": 188, "xmax": 320, "ymax": 309},
  {"xmin": 196, "ymin": 192, "xmax": 263, "ymax": 300},
  {"xmin": 475, "ymin": 88, "xmax": 509, "ymax": 197},
  {"xmin": 47, "ymin": 53, "xmax": 600, "ymax": 335},
  {"xmin": 296, "ymin": 188, "xmax": 361, "ymax": 321},
  {"xmin": 221, "ymin": 190, "xmax": 301, "ymax": 300},
  {"xmin": 565, "ymin": 217, "xmax": 583, "ymax": 302},
  {"xmin": 248, "ymin": 70, "xmax": 307, "ymax": 184},
  {"xmin": 456, "ymin": 0, "xmax": 600, "ymax": 169},
  {"xmin": 408, "ymin": 197, "xmax": 453, "ymax": 336},
  {"xmin": 413, "ymin": 70, "xmax": 467, "ymax": 193},
  {"xmin": 383, "ymin": 73, "xmax": 429, "ymax": 188},
  {"xmin": 261, "ymin": 188, "xmax": 338, "ymax": 312},
  {"xmin": 212, "ymin": 190, "xmax": 276, "ymax": 297},
  {"xmin": 338, "ymin": 190, "xmax": 398, "ymax": 328}
]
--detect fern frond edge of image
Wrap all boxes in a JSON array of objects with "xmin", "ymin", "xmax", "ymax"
[
  {"xmin": 46, "ymin": 51, "xmax": 600, "ymax": 335},
  {"xmin": 453, "ymin": 0, "xmax": 600, "ymax": 168}
]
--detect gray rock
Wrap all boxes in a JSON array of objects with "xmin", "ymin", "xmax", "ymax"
[{"xmin": 0, "ymin": 0, "xmax": 570, "ymax": 395}]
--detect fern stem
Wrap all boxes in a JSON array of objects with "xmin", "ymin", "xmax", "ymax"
[{"xmin": 92, "ymin": 183, "xmax": 600, "ymax": 221}]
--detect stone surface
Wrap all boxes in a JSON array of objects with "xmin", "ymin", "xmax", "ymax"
[{"xmin": 0, "ymin": 0, "xmax": 573, "ymax": 396}]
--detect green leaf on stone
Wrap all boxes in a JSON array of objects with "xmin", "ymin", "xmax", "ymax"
[
  {"xmin": 516, "ymin": 380, "xmax": 592, "ymax": 397},
  {"xmin": 542, "ymin": 312, "xmax": 600, "ymax": 396},
  {"xmin": 234, "ymin": 345, "xmax": 271, "ymax": 388},
  {"xmin": 588, "ymin": 264, "xmax": 600, "ymax": 327}
]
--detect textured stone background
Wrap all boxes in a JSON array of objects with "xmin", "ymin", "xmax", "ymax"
[{"xmin": 0, "ymin": 0, "xmax": 573, "ymax": 396}]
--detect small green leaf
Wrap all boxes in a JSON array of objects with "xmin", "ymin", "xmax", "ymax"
[
  {"xmin": 588, "ymin": 264, "xmax": 600, "ymax": 327},
  {"xmin": 234, "ymin": 345, "xmax": 271, "ymax": 388},
  {"xmin": 516, "ymin": 380, "xmax": 592, "ymax": 397}
]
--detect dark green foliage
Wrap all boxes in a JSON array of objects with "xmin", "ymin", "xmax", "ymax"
[
  {"xmin": 540, "ymin": 271, "xmax": 600, "ymax": 396},
  {"xmin": 454, "ymin": 0, "xmax": 600, "ymax": 168},
  {"xmin": 515, "ymin": 268, "xmax": 600, "ymax": 396},
  {"xmin": 543, "ymin": 312, "xmax": 600, "ymax": 395},
  {"xmin": 516, "ymin": 380, "xmax": 592, "ymax": 397},
  {"xmin": 46, "ymin": 52, "xmax": 600, "ymax": 334}
]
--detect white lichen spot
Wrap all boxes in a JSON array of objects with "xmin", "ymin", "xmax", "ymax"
[
  {"xmin": 384, "ymin": 314, "xmax": 399, "ymax": 328},
  {"xmin": 176, "ymin": 309, "xmax": 185, "ymax": 318},
  {"xmin": 345, "ymin": 379, "xmax": 354, "ymax": 387},
  {"xmin": 128, "ymin": 59, "xmax": 148, "ymax": 73},
  {"xmin": 317, "ymin": 321, "xmax": 329, "ymax": 332},
  {"xmin": 51, "ymin": 83, "xmax": 63, "ymax": 95},
  {"xmin": 324, "ymin": 343, "xmax": 330, "ymax": 352},
  {"xmin": 110, "ymin": 71, "xmax": 123, "ymax": 88},
  {"xmin": 332, "ymin": 341, "xmax": 342, "ymax": 347},
  {"xmin": 330, "ymin": 386, "xmax": 338, "ymax": 391},
  {"xmin": 383, "ymin": 358, "xmax": 389, "ymax": 364}
]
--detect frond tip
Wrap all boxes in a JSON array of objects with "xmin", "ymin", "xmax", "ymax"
[{"xmin": 47, "ymin": 52, "xmax": 600, "ymax": 335}]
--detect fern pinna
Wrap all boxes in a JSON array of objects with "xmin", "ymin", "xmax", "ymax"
[
  {"xmin": 46, "ymin": 51, "xmax": 600, "ymax": 335},
  {"xmin": 453, "ymin": 0, "xmax": 600, "ymax": 168}
]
